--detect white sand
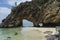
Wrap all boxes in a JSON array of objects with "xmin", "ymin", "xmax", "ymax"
[{"xmin": 21, "ymin": 27, "xmax": 56, "ymax": 40}]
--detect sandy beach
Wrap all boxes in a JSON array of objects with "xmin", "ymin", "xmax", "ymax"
[{"xmin": 0, "ymin": 27, "xmax": 56, "ymax": 40}]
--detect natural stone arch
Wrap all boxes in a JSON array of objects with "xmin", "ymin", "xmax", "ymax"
[{"xmin": 1, "ymin": 0, "xmax": 60, "ymax": 28}]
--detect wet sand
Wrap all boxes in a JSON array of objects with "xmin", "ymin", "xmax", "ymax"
[{"xmin": 0, "ymin": 27, "xmax": 56, "ymax": 40}]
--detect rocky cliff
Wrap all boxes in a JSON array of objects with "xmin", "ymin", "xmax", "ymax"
[{"xmin": 1, "ymin": 0, "xmax": 60, "ymax": 27}]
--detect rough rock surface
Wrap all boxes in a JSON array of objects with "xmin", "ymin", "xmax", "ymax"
[{"xmin": 1, "ymin": 0, "xmax": 60, "ymax": 27}]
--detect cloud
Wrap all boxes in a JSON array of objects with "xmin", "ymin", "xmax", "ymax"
[
  {"xmin": 0, "ymin": 7, "xmax": 11, "ymax": 23},
  {"xmin": 7, "ymin": 0, "xmax": 32, "ymax": 6}
]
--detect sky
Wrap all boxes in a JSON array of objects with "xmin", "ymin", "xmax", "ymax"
[{"xmin": 0, "ymin": 0, "xmax": 34, "ymax": 26}]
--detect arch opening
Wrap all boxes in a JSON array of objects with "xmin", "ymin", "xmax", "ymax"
[
  {"xmin": 23, "ymin": 19, "xmax": 33, "ymax": 27},
  {"xmin": 39, "ymin": 23, "xmax": 43, "ymax": 27}
]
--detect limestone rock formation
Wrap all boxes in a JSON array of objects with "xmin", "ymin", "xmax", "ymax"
[{"xmin": 1, "ymin": 0, "xmax": 60, "ymax": 27}]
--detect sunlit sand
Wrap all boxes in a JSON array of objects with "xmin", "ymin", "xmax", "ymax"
[{"xmin": 0, "ymin": 27, "xmax": 56, "ymax": 40}]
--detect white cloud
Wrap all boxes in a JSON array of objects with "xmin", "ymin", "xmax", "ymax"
[
  {"xmin": 0, "ymin": 7, "xmax": 11, "ymax": 23},
  {"xmin": 7, "ymin": 0, "xmax": 32, "ymax": 6}
]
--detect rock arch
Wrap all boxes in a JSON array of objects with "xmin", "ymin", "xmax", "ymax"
[{"xmin": 1, "ymin": 0, "xmax": 60, "ymax": 27}]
